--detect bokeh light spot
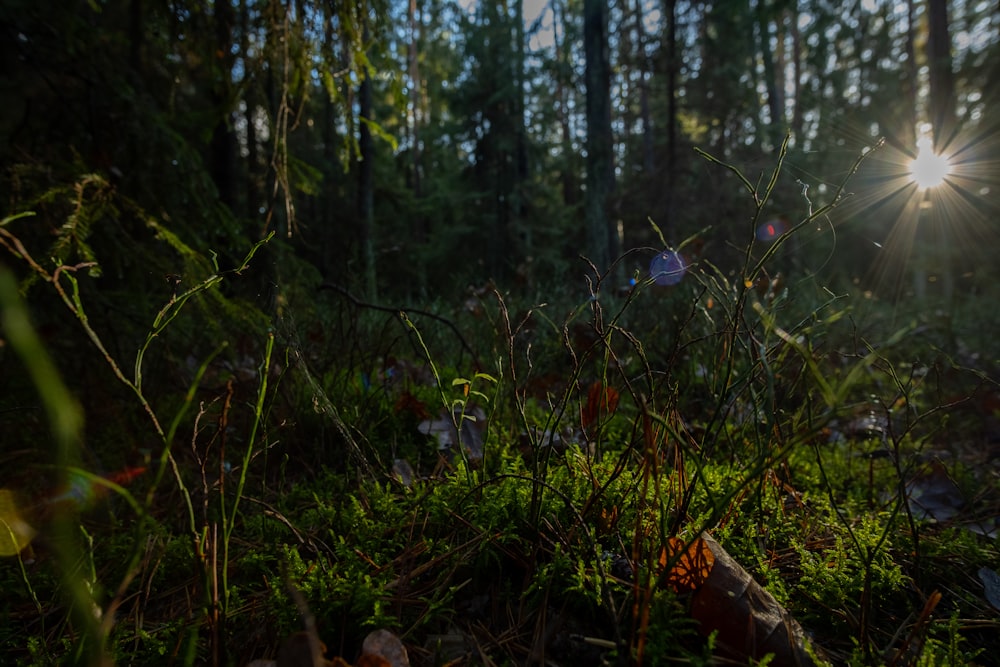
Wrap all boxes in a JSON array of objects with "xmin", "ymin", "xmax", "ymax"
[
  {"xmin": 650, "ymin": 250, "xmax": 687, "ymax": 286},
  {"xmin": 756, "ymin": 217, "xmax": 788, "ymax": 242}
]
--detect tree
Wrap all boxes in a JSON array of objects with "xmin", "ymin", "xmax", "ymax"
[
  {"xmin": 926, "ymin": 0, "xmax": 957, "ymax": 149},
  {"xmin": 210, "ymin": 0, "xmax": 238, "ymax": 210},
  {"xmin": 451, "ymin": 1, "xmax": 529, "ymax": 281},
  {"xmin": 583, "ymin": 0, "xmax": 615, "ymax": 273},
  {"xmin": 359, "ymin": 26, "xmax": 377, "ymax": 299},
  {"xmin": 755, "ymin": 0, "xmax": 785, "ymax": 148}
]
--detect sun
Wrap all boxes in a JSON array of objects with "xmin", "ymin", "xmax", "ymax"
[{"xmin": 909, "ymin": 136, "xmax": 951, "ymax": 189}]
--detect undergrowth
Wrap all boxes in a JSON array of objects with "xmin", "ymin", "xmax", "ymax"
[{"xmin": 2, "ymin": 139, "xmax": 999, "ymax": 666}]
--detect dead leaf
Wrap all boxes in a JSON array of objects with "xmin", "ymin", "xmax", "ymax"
[
  {"xmin": 418, "ymin": 406, "xmax": 486, "ymax": 461},
  {"xmin": 391, "ymin": 459, "xmax": 415, "ymax": 487},
  {"xmin": 907, "ymin": 460, "xmax": 964, "ymax": 523},
  {"xmin": 355, "ymin": 656, "xmax": 391, "ymax": 667},
  {"xmin": 581, "ymin": 381, "xmax": 620, "ymax": 435},
  {"xmin": 689, "ymin": 533, "xmax": 825, "ymax": 666},
  {"xmin": 659, "ymin": 536, "xmax": 715, "ymax": 593},
  {"xmin": 361, "ymin": 629, "xmax": 410, "ymax": 667}
]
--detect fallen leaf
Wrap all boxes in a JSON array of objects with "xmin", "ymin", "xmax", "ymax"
[
  {"xmin": 907, "ymin": 460, "xmax": 964, "ymax": 523},
  {"xmin": 418, "ymin": 406, "xmax": 486, "ymax": 461},
  {"xmin": 361, "ymin": 629, "xmax": 410, "ymax": 667},
  {"xmin": 391, "ymin": 459, "xmax": 415, "ymax": 487},
  {"xmin": 689, "ymin": 533, "xmax": 825, "ymax": 666},
  {"xmin": 659, "ymin": 535, "xmax": 714, "ymax": 593}
]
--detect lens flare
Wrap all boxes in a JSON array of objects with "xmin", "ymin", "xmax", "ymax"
[
  {"xmin": 756, "ymin": 217, "xmax": 788, "ymax": 242},
  {"xmin": 649, "ymin": 250, "xmax": 687, "ymax": 286},
  {"xmin": 0, "ymin": 489, "xmax": 36, "ymax": 557},
  {"xmin": 909, "ymin": 137, "xmax": 951, "ymax": 189},
  {"xmin": 0, "ymin": 466, "xmax": 146, "ymax": 557}
]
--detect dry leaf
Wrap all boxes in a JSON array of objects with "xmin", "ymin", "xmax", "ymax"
[
  {"xmin": 659, "ymin": 535, "xmax": 715, "ymax": 593},
  {"xmin": 418, "ymin": 406, "xmax": 486, "ymax": 461},
  {"xmin": 907, "ymin": 460, "xmax": 964, "ymax": 523},
  {"xmin": 689, "ymin": 533, "xmax": 825, "ymax": 666},
  {"xmin": 361, "ymin": 629, "xmax": 410, "ymax": 667}
]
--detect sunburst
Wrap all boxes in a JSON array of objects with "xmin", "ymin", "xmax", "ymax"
[
  {"xmin": 909, "ymin": 136, "xmax": 951, "ymax": 189},
  {"xmin": 835, "ymin": 124, "xmax": 999, "ymax": 302}
]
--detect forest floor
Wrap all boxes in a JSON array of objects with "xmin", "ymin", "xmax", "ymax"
[{"xmin": 3, "ymin": 252, "xmax": 1000, "ymax": 667}]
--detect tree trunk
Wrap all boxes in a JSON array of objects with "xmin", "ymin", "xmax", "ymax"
[
  {"xmin": 408, "ymin": 0, "xmax": 422, "ymax": 199},
  {"xmin": 925, "ymin": 0, "xmax": 956, "ymax": 300},
  {"xmin": 359, "ymin": 34, "xmax": 377, "ymax": 298},
  {"xmin": 756, "ymin": 0, "xmax": 783, "ymax": 146},
  {"xmin": 903, "ymin": 0, "xmax": 918, "ymax": 146},
  {"xmin": 514, "ymin": 0, "xmax": 529, "ymax": 246},
  {"xmin": 790, "ymin": 0, "xmax": 803, "ymax": 142},
  {"xmin": 926, "ymin": 0, "xmax": 956, "ymax": 148},
  {"xmin": 553, "ymin": 0, "xmax": 577, "ymax": 208},
  {"xmin": 584, "ymin": 0, "xmax": 614, "ymax": 272},
  {"xmin": 210, "ymin": 0, "xmax": 237, "ymax": 212},
  {"xmin": 240, "ymin": 0, "xmax": 259, "ymax": 221},
  {"xmin": 663, "ymin": 0, "xmax": 678, "ymax": 225},
  {"xmin": 635, "ymin": 0, "xmax": 654, "ymax": 174},
  {"xmin": 129, "ymin": 0, "xmax": 143, "ymax": 75}
]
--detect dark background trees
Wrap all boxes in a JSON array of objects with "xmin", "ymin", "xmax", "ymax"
[{"xmin": 3, "ymin": 0, "xmax": 996, "ymax": 302}]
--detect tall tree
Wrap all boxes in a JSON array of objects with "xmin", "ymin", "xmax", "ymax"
[
  {"xmin": 359, "ymin": 22, "xmax": 377, "ymax": 298},
  {"xmin": 634, "ymin": 0, "xmax": 655, "ymax": 174},
  {"xmin": 407, "ymin": 0, "xmax": 422, "ymax": 199},
  {"xmin": 552, "ymin": 0, "xmax": 581, "ymax": 209},
  {"xmin": 210, "ymin": 0, "xmax": 238, "ymax": 210},
  {"xmin": 926, "ymin": 0, "xmax": 957, "ymax": 148},
  {"xmin": 452, "ymin": 1, "xmax": 528, "ymax": 280},
  {"xmin": 583, "ymin": 0, "xmax": 614, "ymax": 272},
  {"xmin": 755, "ymin": 0, "xmax": 784, "ymax": 147},
  {"xmin": 789, "ymin": 0, "xmax": 803, "ymax": 142},
  {"xmin": 662, "ymin": 0, "xmax": 678, "ymax": 223}
]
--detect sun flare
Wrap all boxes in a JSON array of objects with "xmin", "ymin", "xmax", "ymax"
[
  {"xmin": 909, "ymin": 137, "xmax": 951, "ymax": 189},
  {"xmin": 830, "ymin": 122, "xmax": 999, "ymax": 302}
]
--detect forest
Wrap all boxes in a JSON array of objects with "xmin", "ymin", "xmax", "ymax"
[{"xmin": 2, "ymin": 0, "xmax": 1000, "ymax": 665}]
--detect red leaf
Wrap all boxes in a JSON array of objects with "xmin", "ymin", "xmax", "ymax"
[
  {"xmin": 106, "ymin": 465, "xmax": 147, "ymax": 486},
  {"xmin": 395, "ymin": 391, "xmax": 431, "ymax": 421},
  {"xmin": 582, "ymin": 381, "xmax": 620, "ymax": 433}
]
